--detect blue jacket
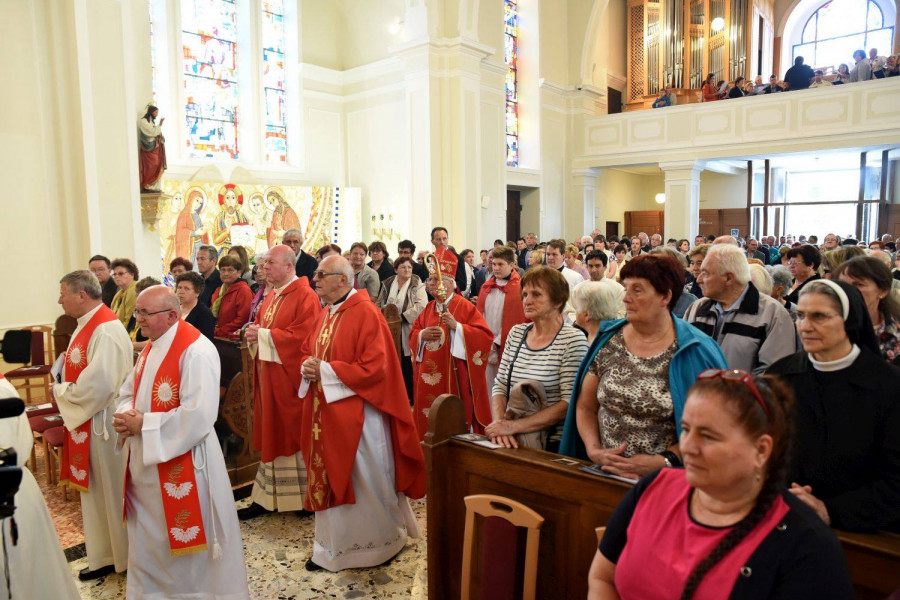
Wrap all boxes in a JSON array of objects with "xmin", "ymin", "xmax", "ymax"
[{"xmin": 558, "ymin": 315, "xmax": 727, "ymax": 459}]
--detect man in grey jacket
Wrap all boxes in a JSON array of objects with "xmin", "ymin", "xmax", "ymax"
[
  {"xmin": 850, "ymin": 49, "xmax": 872, "ymax": 82},
  {"xmin": 684, "ymin": 244, "xmax": 797, "ymax": 375}
]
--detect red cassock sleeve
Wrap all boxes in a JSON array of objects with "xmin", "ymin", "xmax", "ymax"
[{"xmin": 308, "ymin": 297, "xmax": 426, "ymax": 504}]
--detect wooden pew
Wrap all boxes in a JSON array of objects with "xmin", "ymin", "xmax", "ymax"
[
  {"xmin": 423, "ymin": 394, "xmax": 900, "ymax": 600},
  {"xmin": 213, "ymin": 338, "xmax": 260, "ymax": 488},
  {"xmin": 381, "ymin": 303, "xmax": 402, "ymax": 360}
]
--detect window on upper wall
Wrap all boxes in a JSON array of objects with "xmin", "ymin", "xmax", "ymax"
[
  {"xmin": 504, "ymin": 0, "xmax": 519, "ymax": 168},
  {"xmin": 792, "ymin": 0, "xmax": 894, "ymax": 69},
  {"xmin": 181, "ymin": 0, "xmax": 240, "ymax": 159},
  {"xmin": 261, "ymin": 0, "xmax": 287, "ymax": 163}
]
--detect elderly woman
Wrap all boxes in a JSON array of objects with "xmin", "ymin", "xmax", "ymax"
[
  {"xmin": 110, "ymin": 258, "xmax": 139, "ymax": 331},
  {"xmin": 211, "ymin": 254, "xmax": 253, "ymax": 339},
  {"xmin": 565, "ymin": 245, "xmax": 590, "ymax": 280},
  {"xmin": 248, "ymin": 253, "xmax": 269, "ymax": 322},
  {"xmin": 559, "ymin": 254, "xmax": 726, "ymax": 477},
  {"xmin": 832, "ymin": 256, "xmax": 900, "ymax": 365},
  {"xmin": 572, "ymin": 280, "xmax": 624, "ymax": 344},
  {"xmin": 785, "ymin": 245, "xmax": 822, "ymax": 304},
  {"xmin": 376, "ymin": 256, "xmax": 427, "ymax": 402},
  {"xmin": 589, "ymin": 372, "xmax": 853, "ymax": 599},
  {"xmin": 768, "ymin": 279, "xmax": 900, "ymax": 532},
  {"xmin": 169, "ymin": 257, "xmax": 192, "ymax": 278},
  {"xmin": 485, "ymin": 267, "xmax": 588, "ymax": 451},
  {"xmin": 367, "ymin": 240, "xmax": 395, "ymax": 282},
  {"xmin": 228, "ymin": 245, "xmax": 253, "ymax": 285},
  {"xmin": 175, "ymin": 271, "xmax": 215, "ymax": 341},
  {"xmin": 768, "ymin": 265, "xmax": 797, "ymax": 320}
]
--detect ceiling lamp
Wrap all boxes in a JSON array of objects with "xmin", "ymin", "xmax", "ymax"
[{"xmin": 711, "ymin": 17, "xmax": 725, "ymax": 32}]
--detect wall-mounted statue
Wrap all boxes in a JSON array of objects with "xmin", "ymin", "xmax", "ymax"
[{"xmin": 139, "ymin": 104, "xmax": 167, "ymax": 192}]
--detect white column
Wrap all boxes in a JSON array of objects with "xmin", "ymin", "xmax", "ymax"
[
  {"xmin": 661, "ymin": 160, "xmax": 704, "ymax": 241},
  {"xmin": 570, "ymin": 168, "xmax": 599, "ymax": 236}
]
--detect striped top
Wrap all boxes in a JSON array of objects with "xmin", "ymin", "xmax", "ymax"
[{"xmin": 492, "ymin": 323, "xmax": 588, "ymax": 443}]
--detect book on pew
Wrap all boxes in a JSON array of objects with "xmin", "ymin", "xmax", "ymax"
[
  {"xmin": 451, "ymin": 433, "xmax": 503, "ymax": 449},
  {"xmin": 578, "ymin": 463, "xmax": 638, "ymax": 485}
]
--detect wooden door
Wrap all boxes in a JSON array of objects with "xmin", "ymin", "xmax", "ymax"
[
  {"xmin": 624, "ymin": 211, "xmax": 663, "ymax": 236},
  {"xmin": 605, "ymin": 221, "xmax": 620, "ymax": 239}
]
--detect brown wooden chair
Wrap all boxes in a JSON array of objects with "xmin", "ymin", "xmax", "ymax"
[
  {"xmin": 461, "ymin": 494, "xmax": 544, "ymax": 600},
  {"xmin": 4, "ymin": 325, "xmax": 54, "ymax": 404},
  {"xmin": 42, "ymin": 425, "xmax": 70, "ymax": 501},
  {"xmin": 381, "ymin": 304, "xmax": 403, "ymax": 360},
  {"xmin": 52, "ymin": 314, "xmax": 78, "ymax": 360}
]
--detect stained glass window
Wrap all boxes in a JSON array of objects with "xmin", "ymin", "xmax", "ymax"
[
  {"xmin": 262, "ymin": 0, "xmax": 287, "ymax": 163},
  {"xmin": 504, "ymin": 0, "xmax": 519, "ymax": 167},
  {"xmin": 793, "ymin": 0, "xmax": 893, "ymax": 70},
  {"xmin": 181, "ymin": 0, "xmax": 239, "ymax": 159}
]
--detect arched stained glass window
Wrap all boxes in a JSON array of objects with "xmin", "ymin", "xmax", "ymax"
[
  {"xmin": 793, "ymin": 0, "xmax": 893, "ymax": 69},
  {"xmin": 504, "ymin": 0, "xmax": 519, "ymax": 168},
  {"xmin": 262, "ymin": 0, "xmax": 287, "ymax": 163},
  {"xmin": 181, "ymin": 0, "xmax": 239, "ymax": 159}
]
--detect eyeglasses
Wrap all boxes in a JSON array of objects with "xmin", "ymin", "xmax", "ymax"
[
  {"xmin": 112, "ymin": 271, "xmax": 130, "ymax": 278},
  {"xmin": 795, "ymin": 310, "xmax": 841, "ymax": 324},
  {"xmin": 133, "ymin": 309, "xmax": 171, "ymax": 320},
  {"xmin": 697, "ymin": 368, "xmax": 771, "ymax": 421},
  {"xmin": 313, "ymin": 271, "xmax": 344, "ymax": 279}
]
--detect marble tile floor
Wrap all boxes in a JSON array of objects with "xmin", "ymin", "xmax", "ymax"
[{"xmin": 72, "ymin": 498, "xmax": 429, "ymax": 599}]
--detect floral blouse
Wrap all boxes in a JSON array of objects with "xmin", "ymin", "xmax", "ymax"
[{"xmin": 875, "ymin": 312, "xmax": 900, "ymax": 365}]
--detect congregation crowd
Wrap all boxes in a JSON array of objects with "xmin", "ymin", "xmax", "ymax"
[
  {"xmin": 8, "ymin": 220, "xmax": 900, "ymax": 599},
  {"xmin": 649, "ymin": 46, "xmax": 897, "ymax": 107}
]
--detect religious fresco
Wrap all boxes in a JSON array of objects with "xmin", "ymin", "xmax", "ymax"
[{"xmin": 157, "ymin": 180, "xmax": 359, "ymax": 268}]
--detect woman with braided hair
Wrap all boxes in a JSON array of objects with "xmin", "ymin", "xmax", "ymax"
[{"xmin": 588, "ymin": 370, "xmax": 852, "ymax": 599}]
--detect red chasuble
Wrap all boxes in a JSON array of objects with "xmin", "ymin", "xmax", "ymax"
[
  {"xmin": 252, "ymin": 277, "xmax": 322, "ymax": 463},
  {"xmin": 475, "ymin": 269, "xmax": 529, "ymax": 358},
  {"xmin": 410, "ymin": 294, "xmax": 493, "ymax": 441},
  {"xmin": 129, "ymin": 321, "xmax": 208, "ymax": 556},
  {"xmin": 58, "ymin": 304, "xmax": 119, "ymax": 493},
  {"xmin": 299, "ymin": 292, "xmax": 425, "ymax": 511}
]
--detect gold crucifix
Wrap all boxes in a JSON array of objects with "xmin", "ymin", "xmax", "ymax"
[{"xmin": 312, "ymin": 423, "xmax": 322, "ymax": 440}]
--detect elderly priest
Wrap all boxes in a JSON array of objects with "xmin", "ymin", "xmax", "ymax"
[
  {"xmin": 53, "ymin": 270, "xmax": 131, "ymax": 580},
  {"xmin": 114, "ymin": 286, "xmax": 249, "ymax": 599},
  {"xmin": 298, "ymin": 256, "xmax": 426, "ymax": 572}
]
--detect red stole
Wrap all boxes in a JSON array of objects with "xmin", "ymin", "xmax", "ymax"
[
  {"xmin": 305, "ymin": 310, "xmax": 341, "ymax": 511},
  {"xmin": 410, "ymin": 295, "xmax": 493, "ymax": 441},
  {"xmin": 475, "ymin": 270, "xmax": 529, "ymax": 358},
  {"xmin": 128, "ymin": 321, "xmax": 208, "ymax": 556},
  {"xmin": 58, "ymin": 305, "xmax": 119, "ymax": 493}
]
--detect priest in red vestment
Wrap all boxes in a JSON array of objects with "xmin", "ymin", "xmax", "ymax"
[
  {"xmin": 410, "ymin": 253, "xmax": 493, "ymax": 440},
  {"xmin": 240, "ymin": 245, "xmax": 322, "ymax": 520},
  {"xmin": 298, "ymin": 255, "xmax": 425, "ymax": 572}
]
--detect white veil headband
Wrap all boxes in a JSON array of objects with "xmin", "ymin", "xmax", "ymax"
[{"xmin": 804, "ymin": 278, "xmax": 850, "ymax": 320}]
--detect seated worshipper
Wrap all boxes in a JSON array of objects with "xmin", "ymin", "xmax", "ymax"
[
  {"xmin": 588, "ymin": 371, "xmax": 853, "ymax": 599},
  {"xmin": 651, "ymin": 85, "xmax": 673, "ymax": 108},
  {"xmin": 350, "ymin": 241, "xmax": 381, "ymax": 300},
  {"xmin": 240, "ymin": 245, "xmax": 321, "ymax": 520},
  {"xmin": 113, "ymin": 287, "xmax": 249, "ymax": 599},
  {"xmin": 686, "ymin": 244, "xmax": 709, "ymax": 298},
  {"xmin": 131, "ymin": 276, "xmax": 162, "ymax": 351},
  {"xmin": 701, "ymin": 73, "xmax": 722, "ymax": 101},
  {"xmin": 684, "ymin": 244, "xmax": 797, "ymax": 375},
  {"xmin": 785, "ymin": 244, "xmax": 823, "ymax": 304},
  {"xmin": 175, "ymin": 272, "xmax": 215, "ymax": 340},
  {"xmin": 90, "ymin": 255, "xmax": 119, "ymax": 307},
  {"xmin": 169, "ymin": 256, "xmax": 192, "ymax": 278},
  {"xmin": 558, "ymin": 254, "xmax": 727, "ymax": 474},
  {"xmin": 834, "ymin": 63, "xmax": 851, "ymax": 84},
  {"xmin": 248, "ymin": 253, "xmax": 269, "ymax": 321},
  {"xmin": 228, "ymin": 245, "xmax": 253, "ymax": 285},
  {"xmin": 529, "ymin": 248, "xmax": 544, "ymax": 268},
  {"xmin": 210, "ymin": 254, "xmax": 253, "ymax": 339},
  {"xmin": 809, "ymin": 69, "xmax": 833, "ymax": 88},
  {"xmin": 832, "ymin": 256, "xmax": 900, "ymax": 365},
  {"xmin": 110, "ymin": 257, "xmax": 139, "ymax": 332},
  {"xmin": 565, "ymin": 244, "xmax": 590, "ymax": 280},
  {"xmin": 612, "ymin": 245, "xmax": 628, "ymax": 278},
  {"xmin": 0, "ymin": 375, "xmax": 81, "ymax": 599},
  {"xmin": 727, "ymin": 76, "xmax": 747, "ymax": 97},
  {"xmin": 411, "ymin": 255, "xmax": 493, "ymax": 440},
  {"xmin": 376, "ymin": 256, "xmax": 428, "ymax": 402},
  {"xmin": 476, "ymin": 246, "xmax": 529, "ymax": 392},
  {"xmin": 748, "ymin": 263, "xmax": 773, "ymax": 297},
  {"xmin": 572, "ymin": 280, "xmax": 625, "ymax": 344},
  {"xmin": 298, "ymin": 256, "xmax": 426, "ymax": 572},
  {"xmin": 767, "ymin": 279, "xmax": 900, "ymax": 532},
  {"xmin": 584, "ymin": 250, "xmax": 610, "ymax": 283},
  {"xmin": 650, "ymin": 247, "xmax": 697, "ymax": 317},
  {"xmin": 768, "ymin": 265, "xmax": 798, "ymax": 321},
  {"xmin": 368, "ymin": 240, "xmax": 395, "ymax": 282},
  {"xmin": 485, "ymin": 267, "xmax": 589, "ymax": 451},
  {"xmin": 53, "ymin": 271, "xmax": 132, "ymax": 581}
]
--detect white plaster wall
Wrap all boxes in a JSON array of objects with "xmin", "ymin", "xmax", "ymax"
[
  {"xmin": 594, "ymin": 169, "xmax": 666, "ymax": 230},
  {"xmin": 700, "ymin": 172, "xmax": 748, "ymax": 209}
]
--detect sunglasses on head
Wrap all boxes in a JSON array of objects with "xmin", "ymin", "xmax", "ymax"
[{"xmin": 697, "ymin": 369, "xmax": 771, "ymax": 421}]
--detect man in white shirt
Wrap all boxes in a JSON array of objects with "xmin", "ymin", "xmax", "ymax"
[{"xmin": 545, "ymin": 239, "xmax": 584, "ymax": 291}]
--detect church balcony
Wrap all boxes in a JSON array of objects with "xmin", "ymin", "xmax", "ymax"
[{"xmin": 573, "ymin": 77, "xmax": 900, "ymax": 169}]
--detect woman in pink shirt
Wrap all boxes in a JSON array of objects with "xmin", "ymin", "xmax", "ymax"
[{"xmin": 588, "ymin": 370, "xmax": 852, "ymax": 599}]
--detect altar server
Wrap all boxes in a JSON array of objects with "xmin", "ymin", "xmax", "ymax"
[
  {"xmin": 54, "ymin": 270, "xmax": 131, "ymax": 580},
  {"xmin": 114, "ymin": 286, "xmax": 249, "ymax": 599},
  {"xmin": 299, "ymin": 256, "xmax": 426, "ymax": 572}
]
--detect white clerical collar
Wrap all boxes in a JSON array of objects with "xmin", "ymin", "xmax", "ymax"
[
  {"xmin": 329, "ymin": 288, "xmax": 357, "ymax": 314},
  {"xmin": 434, "ymin": 292, "xmax": 455, "ymax": 312},
  {"xmin": 76, "ymin": 303, "xmax": 104, "ymax": 328},
  {"xmin": 274, "ymin": 275, "xmax": 298, "ymax": 295},
  {"xmin": 809, "ymin": 344, "xmax": 860, "ymax": 372}
]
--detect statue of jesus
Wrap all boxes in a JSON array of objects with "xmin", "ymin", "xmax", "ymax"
[{"xmin": 139, "ymin": 105, "xmax": 166, "ymax": 192}]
